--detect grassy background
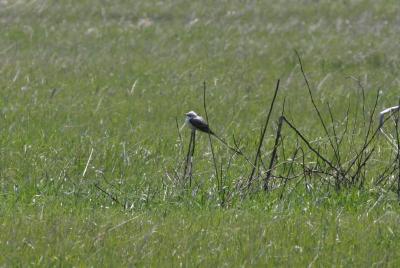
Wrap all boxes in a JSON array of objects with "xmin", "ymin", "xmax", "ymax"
[{"xmin": 1, "ymin": 0, "xmax": 400, "ymax": 266}]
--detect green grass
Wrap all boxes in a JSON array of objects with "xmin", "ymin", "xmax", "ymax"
[{"xmin": 1, "ymin": 0, "xmax": 400, "ymax": 266}]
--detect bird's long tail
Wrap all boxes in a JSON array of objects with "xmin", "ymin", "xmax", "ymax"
[{"xmin": 211, "ymin": 133, "xmax": 242, "ymax": 155}]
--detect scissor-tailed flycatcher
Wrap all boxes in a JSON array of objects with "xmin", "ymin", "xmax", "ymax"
[
  {"xmin": 184, "ymin": 111, "xmax": 242, "ymax": 155},
  {"xmin": 185, "ymin": 111, "xmax": 214, "ymax": 134},
  {"xmin": 379, "ymin": 105, "xmax": 400, "ymax": 131}
]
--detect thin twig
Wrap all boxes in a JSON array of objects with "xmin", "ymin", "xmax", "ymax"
[
  {"xmin": 189, "ymin": 130, "xmax": 196, "ymax": 186},
  {"xmin": 281, "ymin": 116, "xmax": 339, "ymax": 173},
  {"xmin": 94, "ymin": 183, "xmax": 122, "ymax": 206},
  {"xmin": 279, "ymin": 145, "xmax": 300, "ymax": 199},
  {"xmin": 345, "ymin": 90, "xmax": 381, "ymax": 176},
  {"xmin": 248, "ymin": 79, "xmax": 280, "ymax": 188},
  {"xmin": 295, "ymin": 50, "xmax": 339, "ymax": 165},
  {"xmin": 375, "ymin": 157, "xmax": 399, "ymax": 186},
  {"xmin": 183, "ymin": 130, "xmax": 195, "ymax": 183},
  {"xmin": 337, "ymin": 98, "xmax": 351, "ymax": 149},
  {"xmin": 350, "ymin": 147, "xmax": 375, "ymax": 187},
  {"xmin": 264, "ymin": 115, "xmax": 284, "ymax": 191},
  {"xmin": 203, "ymin": 81, "xmax": 220, "ymax": 191},
  {"xmin": 364, "ymin": 88, "xmax": 380, "ymax": 143},
  {"xmin": 327, "ymin": 102, "xmax": 341, "ymax": 164}
]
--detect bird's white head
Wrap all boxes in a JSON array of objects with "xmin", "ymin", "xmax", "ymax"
[{"xmin": 185, "ymin": 111, "xmax": 198, "ymax": 119}]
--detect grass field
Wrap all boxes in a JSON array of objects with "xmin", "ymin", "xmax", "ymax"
[{"xmin": 1, "ymin": 0, "xmax": 400, "ymax": 266}]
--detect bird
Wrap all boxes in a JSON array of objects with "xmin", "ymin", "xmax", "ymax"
[
  {"xmin": 184, "ymin": 110, "xmax": 242, "ymax": 155},
  {"xmin": 185, "ymin": 111, "xmax": 214, "ymax": 134},
  {"xmin": 379, "ymin": 105, "xmax": 400, "ymax": 132}
]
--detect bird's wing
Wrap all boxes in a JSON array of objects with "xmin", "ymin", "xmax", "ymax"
[{"xmin": 189, "ymin": 117, "xmax": 213, "ymax": 134}]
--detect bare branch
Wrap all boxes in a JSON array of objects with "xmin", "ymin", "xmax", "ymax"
[{"xmin": 248, "ymin": 79, "xmax": 280, "ymax": 188}]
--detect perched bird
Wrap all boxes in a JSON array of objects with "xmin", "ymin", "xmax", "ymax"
[
  {"xmin": 185, "ymin": 111, "xmax": 214, "ymax": 134},
  {"xmin": 379, "ymin": 105, "xmax": 400, "ymax": 132},
  {"xmin": 184, "ymin": 110, "xmax": 242, "ymax": 155}
]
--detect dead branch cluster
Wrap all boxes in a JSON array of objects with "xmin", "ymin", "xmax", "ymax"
[
  {"xmin": 95, "ymin": 53, "xmax": 400, "ymax": 207},
  {"xmin": 178, "ymin": 52, "xmax": 400, "ymax": 203}
]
